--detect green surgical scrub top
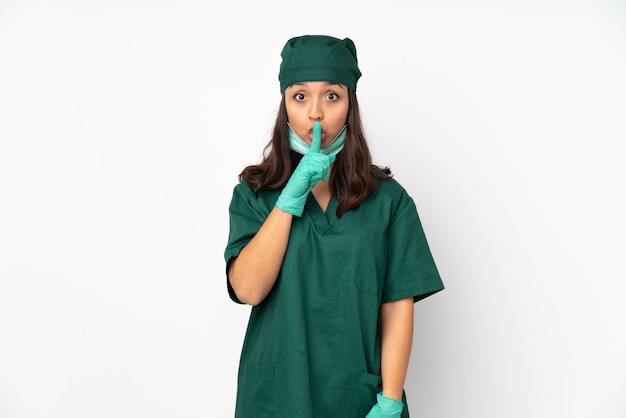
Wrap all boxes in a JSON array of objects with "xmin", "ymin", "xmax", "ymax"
[{"xmin": 224, "ymin": 176, "xmax": 444, "ymax": 418}]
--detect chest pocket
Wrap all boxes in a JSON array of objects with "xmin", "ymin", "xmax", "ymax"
[{"xmin": 352, "ymin": 228, "xmax": 388, "ymax": 295}]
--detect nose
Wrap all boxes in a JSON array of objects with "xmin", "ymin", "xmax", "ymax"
[{"xmin": 308, "ymin": 98, "xmax": 323, "ymax": 121}]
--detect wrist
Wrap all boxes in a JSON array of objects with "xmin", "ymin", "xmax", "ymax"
[
  {"xmin": 381, "ymin": 389, "xmax": 402, "ymax": 402},
  {"xmin": 275, "ymin": 194, "xmax": 304, "ymax": 217}
]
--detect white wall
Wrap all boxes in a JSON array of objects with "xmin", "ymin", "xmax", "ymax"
[{"xmin": 1, "ymin": 1, "xmax": 624, "ymax": 417}]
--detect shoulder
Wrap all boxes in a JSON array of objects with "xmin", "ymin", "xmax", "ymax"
[
  {"xmin": 229, "ymin": 179, "xmax": 281, "ymax": 214},
  {"xmin": 231, "ymin": 177, "xmax": 255, "ymax": 194},
  {"xmin": 350, "ymin": 174, "xmax": 415, "ymax": 221},
  {"xmin": 374, "ymin": 176, "xmax": 412, "ymax": 206},
  {"xmin": 369, "ymin": 166, "xmax": 409, "ymax": 199}
]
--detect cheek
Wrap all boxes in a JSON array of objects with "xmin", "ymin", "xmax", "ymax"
[
  {"xmin": 338, "ymin": 103, "xmax": 349, "ymax": 122},
  {"xmin": 285, "ymin": 107, "xmax": 304, "ymax": 125},
  {"xmin": 285, "ymin": 110, "xmax": 308, "ymax": 138},
  {"xmin": 333, "ymin": 107, "xmax": 349, "ymax": 127}
]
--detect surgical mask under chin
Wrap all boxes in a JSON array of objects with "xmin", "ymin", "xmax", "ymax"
[{"xmin": 288, "ymin": 123, "xmax": 346, "ymax": 156}]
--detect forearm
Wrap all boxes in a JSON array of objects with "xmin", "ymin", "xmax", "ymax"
[
  {"xmin": 228, "ymin": 206, "xmax": 293, "ymax": 305},
  {"xmin": 380, "ymin": 297, "xmax": 414, "ymax": 401}
]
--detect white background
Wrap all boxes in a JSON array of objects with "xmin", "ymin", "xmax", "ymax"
[{"xmin": 1, "ymin": 1, "xmax": 625, "ymax": 417}]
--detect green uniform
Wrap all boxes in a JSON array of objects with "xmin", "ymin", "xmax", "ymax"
[{"xmin": 224, "ymin": 176, "xmax": 444, "ymax": 418}]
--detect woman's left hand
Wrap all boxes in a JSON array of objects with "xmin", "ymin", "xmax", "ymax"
[{"xmin": 364, "ymin": 392, "xmax": 404, "ymax": 418}]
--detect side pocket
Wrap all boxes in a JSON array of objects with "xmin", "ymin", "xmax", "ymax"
[
  {"xmin": 350, "ymin": 372, "xmax": 382, "ymax": 417},
  {"xmin": 235, "ymin": 364, "xmax": 274, "ymax": 418}
]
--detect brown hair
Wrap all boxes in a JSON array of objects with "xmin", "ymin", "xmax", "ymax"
[{"xmin": 239, "ymin": 89, "xmax": 391, "ymax": 217}]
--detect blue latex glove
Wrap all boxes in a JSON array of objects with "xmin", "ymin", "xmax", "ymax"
[
  {"xmin": 365, "ymin": 392, "xmax": 404, "ymax": 418},
  {"xmin": 275, "ymin": 121, "xmax": 335, "ymax": 216}
]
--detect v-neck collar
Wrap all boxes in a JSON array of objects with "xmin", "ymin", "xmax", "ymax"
[{"xmin": 305, "ymin": 193, "xmax": 338, "ymax": 231}]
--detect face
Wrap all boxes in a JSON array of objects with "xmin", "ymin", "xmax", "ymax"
[{"xmin": 284, "ymin": 82, "xmax": 349, "ymax": 148}]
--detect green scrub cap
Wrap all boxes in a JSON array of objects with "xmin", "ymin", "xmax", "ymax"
[{"xmin": 278, "ymin": 35, "xmax": 362, "ymax": 93}]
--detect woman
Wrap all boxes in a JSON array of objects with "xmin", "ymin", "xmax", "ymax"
[{"xmin": 224, "ymin": 34, "xmax": 444, "ymax": 418}]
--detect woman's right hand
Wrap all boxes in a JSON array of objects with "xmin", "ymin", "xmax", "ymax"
[
  {"xmin": 275, "ymin": 121, "xmax": 335, "ymax": 216},
  {"xmin": 230, "ymin": 121, "xmax": 334, "ymax": 304}
]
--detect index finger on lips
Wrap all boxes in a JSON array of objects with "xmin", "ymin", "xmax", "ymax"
[{"xmin": 310, "ymin": 121, "xmax": 322, "ymax": 153}]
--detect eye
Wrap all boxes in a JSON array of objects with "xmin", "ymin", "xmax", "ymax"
[
  {"xmin": 293, "ymin": 93, "xmax": 305, "ymax": 101},
  {"xmin": 326, "ymin": 92, "xmax": 340, "ymax": 101}
]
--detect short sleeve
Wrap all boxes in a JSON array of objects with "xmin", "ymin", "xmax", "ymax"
[
  {"xmin": 382, "ymin": 191, "xmax": 444, "ymax": 304},
  {"xmin": 224, "ymin": 181, "xmax": 275, "ymax": 304}
]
